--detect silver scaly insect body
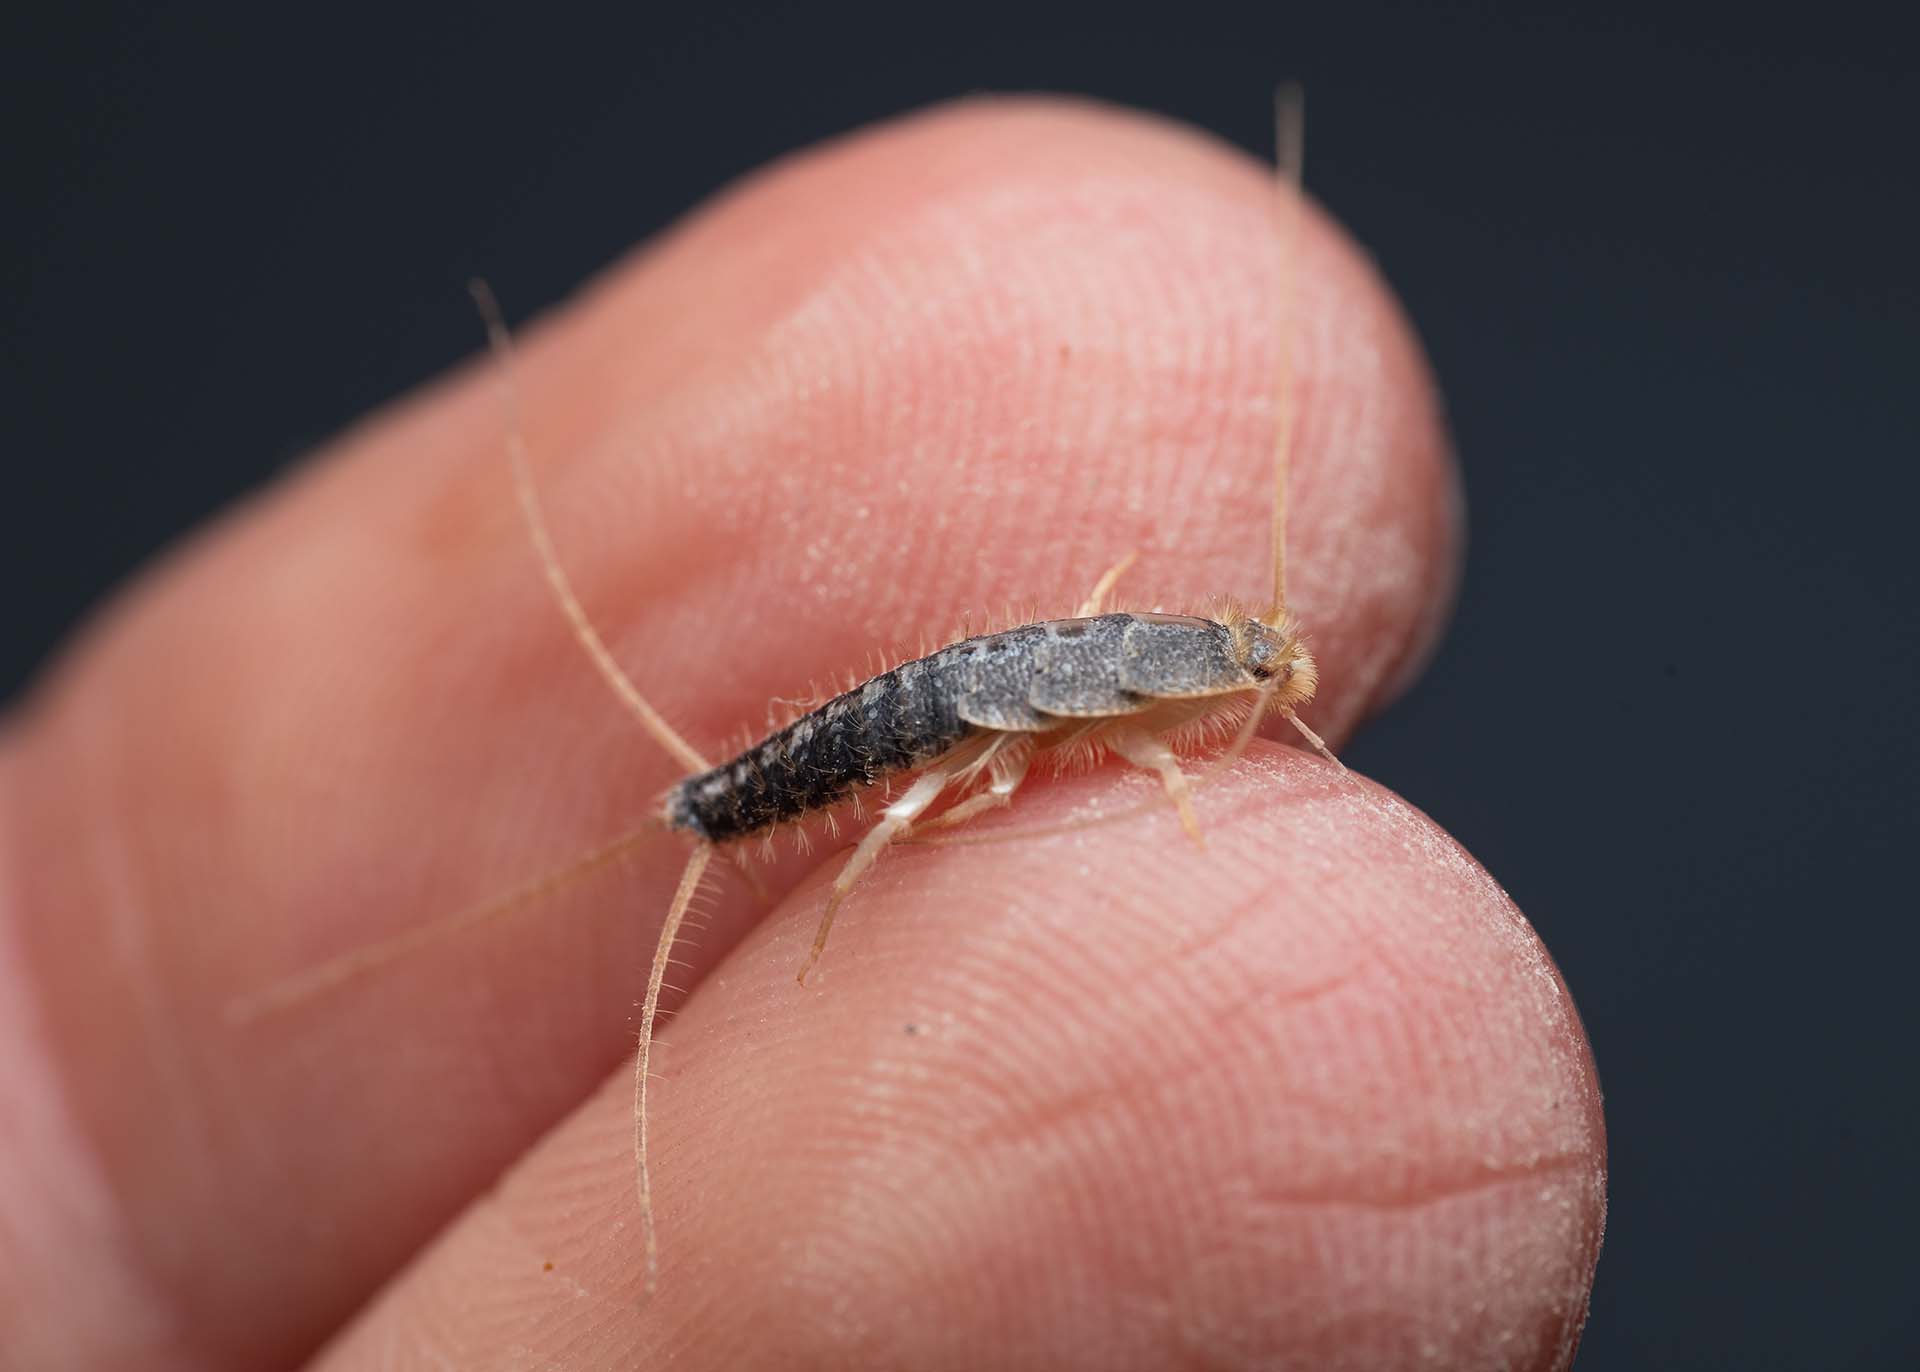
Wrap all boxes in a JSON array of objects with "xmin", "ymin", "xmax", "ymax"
[{"xmin": 667, "ymin": 611, "xmax": 1313, "ymax": 845}]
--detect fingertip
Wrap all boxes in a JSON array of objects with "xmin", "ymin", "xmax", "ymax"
[
  {"xmin": 330, "ymin": 749, "xmax": 1601, "ymax": 1368},
  {"xmin": 487, "ymin": 93, "xmax": 1459, "ymax": 742},
  {"xmin": 737, "ymin": 746, "xmax": 1606, "ymax": 1367}
]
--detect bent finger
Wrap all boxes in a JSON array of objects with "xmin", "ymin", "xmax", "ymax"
[{"xmin": 1, "ymin": 97, "xmax": 1456, "ymax": 1368}]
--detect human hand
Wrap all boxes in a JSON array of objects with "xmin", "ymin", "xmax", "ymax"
[{"xmin": 1, "ymin": 99, "xmax": 1604, "ymax": 1369}]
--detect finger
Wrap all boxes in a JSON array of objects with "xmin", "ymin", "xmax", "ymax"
[
  {"xmin": 317, "ymin": 750, "xmax": 1604, "ymax": 1370},
  {"xmin": 1, "ymin": 96, "xmax": 1457, "ymax": 1369}
]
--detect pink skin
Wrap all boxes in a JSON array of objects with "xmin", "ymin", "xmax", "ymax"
[{"xmin": 0, "ymin": 99, "xmax": 1603, "ymax": 1370}]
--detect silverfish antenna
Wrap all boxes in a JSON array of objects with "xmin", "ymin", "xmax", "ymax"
[{"xmin": 1270, "ymin": 82, "xmax": 1305, "ymax": 616}]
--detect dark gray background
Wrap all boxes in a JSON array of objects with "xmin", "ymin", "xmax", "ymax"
[{"xmin": 6, "ymin": 3, "xmax": 1915, "ymax": 1367}]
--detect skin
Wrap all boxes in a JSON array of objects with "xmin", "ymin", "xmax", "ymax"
[{"xmin": 0, "ymin": 99, "xmax": 1605, "ymax": 1370}]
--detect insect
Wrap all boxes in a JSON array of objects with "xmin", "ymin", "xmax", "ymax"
[{"xmin": 231, "ymin": 92, "xmax": 1339, "ymax": 1295}]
